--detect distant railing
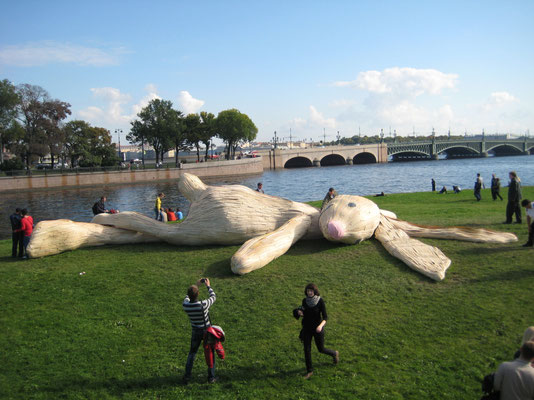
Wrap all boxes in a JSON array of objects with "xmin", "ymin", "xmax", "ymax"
[{"xmin": 0, "ymin": 156, "xmax": 260, "ymax": 178}]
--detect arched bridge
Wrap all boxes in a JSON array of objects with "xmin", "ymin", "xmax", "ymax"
[
  {"xmin": 259, "ymin": 144, "xmax": 388, "ymax": 169},
  {"xmin": 258, "ymin": 138, "xmax": 534, "ymax": 169},
  {"xmin": 388, "ymin": 137, "xmax": 534, "ymax": 161}
]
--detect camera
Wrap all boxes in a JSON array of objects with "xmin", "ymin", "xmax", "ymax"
[{"xmin": 200, "ymin": 278, "xmax": 206, "ymax": 283}]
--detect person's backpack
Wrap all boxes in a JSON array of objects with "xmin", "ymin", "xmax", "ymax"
[
  {"xmin": 92, "ymin": 202, "xmax": 99, "ymax": 215},
  {"xmin": 480, "ymin": 373, "xmax": 500, "ymax": 400}
]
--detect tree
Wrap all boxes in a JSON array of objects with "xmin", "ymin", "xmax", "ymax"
[
  {"xmin": 184, "ymin": 113, "xmax": 202, "ymax": 162},
  {"xmin": 63, "ymin": 120, "xmax": 117, "ymax": 167},
  {"xmin": 216, "ymin": 109, "xmax": 257, "ymax": 159},
  {"xmin": 87, "ymin": 127, "xmax": 119, "ymax": 167},
  {"xmin": 63, "ymin": 120, "xmax": 92, "ymax": 167},
  {"xmin": 199, "ymin": 111, "xmax": 217, "ymax": 160},
  {"xmin": 15, "ymin": 84, "xmax": 70, "ymax": 168},
  {"xmin": 127, "ymin": 99, "xmax": 176, "ymax": 165},
  {"xmin": 0, "ymin": 79, "xmax": 20, "ymax": 164},
  {"xmin": 169, "ymin": 110, "xmax": 187, "ymax": 167}
]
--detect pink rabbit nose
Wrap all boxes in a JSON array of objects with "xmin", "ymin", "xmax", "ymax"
[{"xmin": 327, "ymin": 221, "xmax": 345, "ymax": 240}]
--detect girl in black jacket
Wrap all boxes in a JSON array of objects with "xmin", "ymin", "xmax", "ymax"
[{"xmin": 294, "ymin": 283, "xmax": 339, "ymax": 379}]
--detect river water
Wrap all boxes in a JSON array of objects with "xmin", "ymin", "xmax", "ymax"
[{"xmin": 2, "ymin": 155, "xmax": 533, "ymax": 239}]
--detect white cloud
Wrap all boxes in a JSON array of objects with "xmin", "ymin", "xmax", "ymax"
[
  {"xmin": 77, "ymin": 85, "xmax": 163, "ymax": 129},
  {"xmin": 131, "ymin": 85, "xmax": 161, "ymax": 117},
  {"xmin": 486, "ymin": 91, "xmax": 518, "ymax": 107},
  {"xmin": 309, "ymin": 106, "xmax": 336, "ymax": 129},
  {"xmin": 287, "ymin": 106, "xmax": 336, "ymax": 138},
  {"xmin": 0, "ymin": 41, "xmax": 125, "ymax": 67},
  {"xmin": 334, "ymin": 67, "xmax": 458, "ymax": 97},
  {"xmin": 327, "ymin": 67, "xmax": 463, "ymax": 135},
  {"xmin": 178, "ymin": 91, "xmax": 205, "ymax": 114}
]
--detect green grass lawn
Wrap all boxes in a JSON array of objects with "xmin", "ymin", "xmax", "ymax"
[{"xmin": 1, "ymin": 188, "xmax": 533, "ymax": 399}]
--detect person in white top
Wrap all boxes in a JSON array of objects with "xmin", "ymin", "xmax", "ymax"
[
  {"xmin": 494, "ymin": 341, "xmax": 534, "ymax": 400},
  {"xmin": 521, "ymin": 199, "xmax": 534, "ymax": 247}
]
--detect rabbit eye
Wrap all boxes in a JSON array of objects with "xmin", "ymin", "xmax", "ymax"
[{"xmin": 348, "ymin": 202, "xmax": 356, "ymax": 208}]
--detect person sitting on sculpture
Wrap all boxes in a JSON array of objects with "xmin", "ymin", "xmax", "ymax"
[
  {"xmin": 321, "ymin": 188, "xmax": 337, "ymax": 209},
  {"xmin": 167, "ymin": 208, "xmax": 177, "ymax": 222},
  {"xmin": 439, "ymin": 186, "xmax": 447, "ymax": 194},
  {"xmin": 92, "ymin": 197, "xmax": 109, "ymax": 215},
  {"xmin": 176, "ymin": 208, "xmax": 184, "ymax": 220},
  {"xmin": 256, "ymin": 182, "xmax": 264, "ymax": 193}
]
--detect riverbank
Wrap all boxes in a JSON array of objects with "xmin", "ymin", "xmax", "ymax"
[
  {"xmin": 1, "ymin": 190, "xmax": 532, "ymax": 399},
  {"xmin": 0, "ymin": 157, "xmax": 263, "ymax": 192}
]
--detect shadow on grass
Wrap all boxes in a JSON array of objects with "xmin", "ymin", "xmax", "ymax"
[
  {"xmin": 464, "ymin": 266, "xmax": 534, "ymax": 284},
  {"xmin": 41, "ymin": 365, "xmax": 306, "ymax": 396},
  {"xmin": 370, "ymin": 239, "xmax": 438, "ymax": 284},
  {"xmin": 456, "ymin": 246, "xmax": 523, "ymax": 255}
]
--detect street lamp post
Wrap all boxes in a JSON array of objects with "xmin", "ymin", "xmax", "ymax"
[
  {"xmin": 337, "ymin": 131, "xmax": 340, "ymax": 145},
  {"xmin": 272, "ymin": 131, "xmax": 278, "ymax": 149},
  {"xmin": 115, "ymin": 129, "xmax": 123, "ymax": 161}
]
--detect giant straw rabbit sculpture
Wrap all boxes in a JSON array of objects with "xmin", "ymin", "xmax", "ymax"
[{"xmin": 28, "ymin": 173, "xmax": 517, "ymax": 281}]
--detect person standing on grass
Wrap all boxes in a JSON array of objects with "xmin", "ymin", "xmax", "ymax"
[
  {"xmin": 17, "ymin": 209, "xmax": 34, "ymax": 259},
  {"xmin": 182, "ymin": 278, "xmax": 217, "ymax": 384},
  {"xmin": 431, "ymin": 178, "xmax": 436, "ymax": 192},
  {"xmin": 493, "ymin": 341, "xmax": 534, "ymax": 399},
  {"xmin": 9, "ymin": 208, "xmax": 23, "ymax": 258},
  {"xmin": 491, "ymin": 174, "xmax": 504, "ymax": 201},
  {"xmin": 474, "ymin": 173, "xmax": 484, "ymax": 201},
  {"xmin": 521, "ymin": 199, "xmax": 534, "ymax": 247},
  {"xmin": 505, "ymin": 171, "xmax": 522, "ymax": 224},
  {"xmin": 293, "ymin": 283, "xmax": 339, "ymax": 379},
  {"xmin": 154, "ymin": 192, "xmax": 165, "ymax": 220}
]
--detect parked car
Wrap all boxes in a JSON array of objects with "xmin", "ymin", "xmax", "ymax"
[{"xmin": 36, "ymin": 163, "xmax": 53, "ymax": 170}]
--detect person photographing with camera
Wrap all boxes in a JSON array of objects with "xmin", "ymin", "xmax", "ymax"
[
  {"xmin": 182, "ymin": 278, "xmax": 217, "ymax": 383},
  {"xmin": 293, "ymin": 283, "xmax": 339, "ymax": 379}
]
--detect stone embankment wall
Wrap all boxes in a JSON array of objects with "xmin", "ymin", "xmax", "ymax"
[{"xmin": 0, "ymin": 158, "xmax": 263, "ymax": 192}]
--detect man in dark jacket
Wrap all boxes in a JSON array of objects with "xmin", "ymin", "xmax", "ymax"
[
  {"xmin": 92, "ymin": 197, "xmax": 108, "ymax": 215},
  {"xmin": 505, "ymin": 171, "xmax": 522, "ymax": 224},
  {"xmin": 10, "ymin": 208, "xmax": 23, "ymax": 258}
]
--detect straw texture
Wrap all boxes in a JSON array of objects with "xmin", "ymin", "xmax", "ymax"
[
  {"xmin": 27, "ymin": 219, "xmax": 159, "ymax": 258},
  {"xmin": 375, "ymin": 215, "xmax": 451, "ymax": 281}
]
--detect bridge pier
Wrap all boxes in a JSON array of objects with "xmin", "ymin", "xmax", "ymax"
[
  {"xmin": 480, "ymin": 152, "xmax": 489, "ymax": 157},
  {"xmin": 313, "ymin": 158, "xmax": 321, "ymax": 167},
  {"xmin": 345, "ymin": 158, "xmax": 353, "ymax": 165},
  {"xmin": 431, "ymin": 154, "xmax": 439, "ymax": 160}
]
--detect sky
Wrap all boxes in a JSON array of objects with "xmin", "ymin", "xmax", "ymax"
[{"xmin": 1, "ymin": 1, "xmax": 533, "ymax": 145}]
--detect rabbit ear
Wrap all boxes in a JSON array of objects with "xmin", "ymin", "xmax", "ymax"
[
  {"xmin": 374, "ymin": 215, "xmax": 451, "ymax": 281},
  {"xmin": 383, "ymin": 216, "xmax": 517, "ymax": 244},
  {"xmin": 231, "ymin": 214, "xmax": 311, "ymax": 275}
]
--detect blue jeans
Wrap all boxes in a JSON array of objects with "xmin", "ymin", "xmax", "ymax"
[
  {"xmin": 184, "ymin": 327, "xmax": 215, "ymax": 380},
  {"xmin": 23, "ymin": 235, "xmax": 31, "ymax": 257}
]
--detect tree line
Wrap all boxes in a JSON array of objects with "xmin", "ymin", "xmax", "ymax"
[
  {"xmin": 0, "ymin": 79, "xmax": 119, "ymax": 170},
  {"xmin": 0, "ymin": 79, "xmax": 258, "ymax": 171},
  {"xmin": 127, "ymin": 99, "xmax": 258, "ymax": 166}
]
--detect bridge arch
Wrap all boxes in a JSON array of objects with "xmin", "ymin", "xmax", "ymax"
[
  {"xmin": 486, "ymin": 144, "xmax": 524, "ymax": 156},
  {"xmin": 320, "ymin": 154, "xmax": 346, "ymax": 166},
  {"xmin": 353, "ymin": 152, "xmax": 377, "ymax": 164},
  {"xmin": 284, "ymin": 156, "xmax": 313, "ymax": 168},
  {"xmin": 439, "ymin": 145, "xmax": 480, "ymax": 159},
  {"xmin": 390, "ymin": 150, "xmax": 431, "ymax": 162}
]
